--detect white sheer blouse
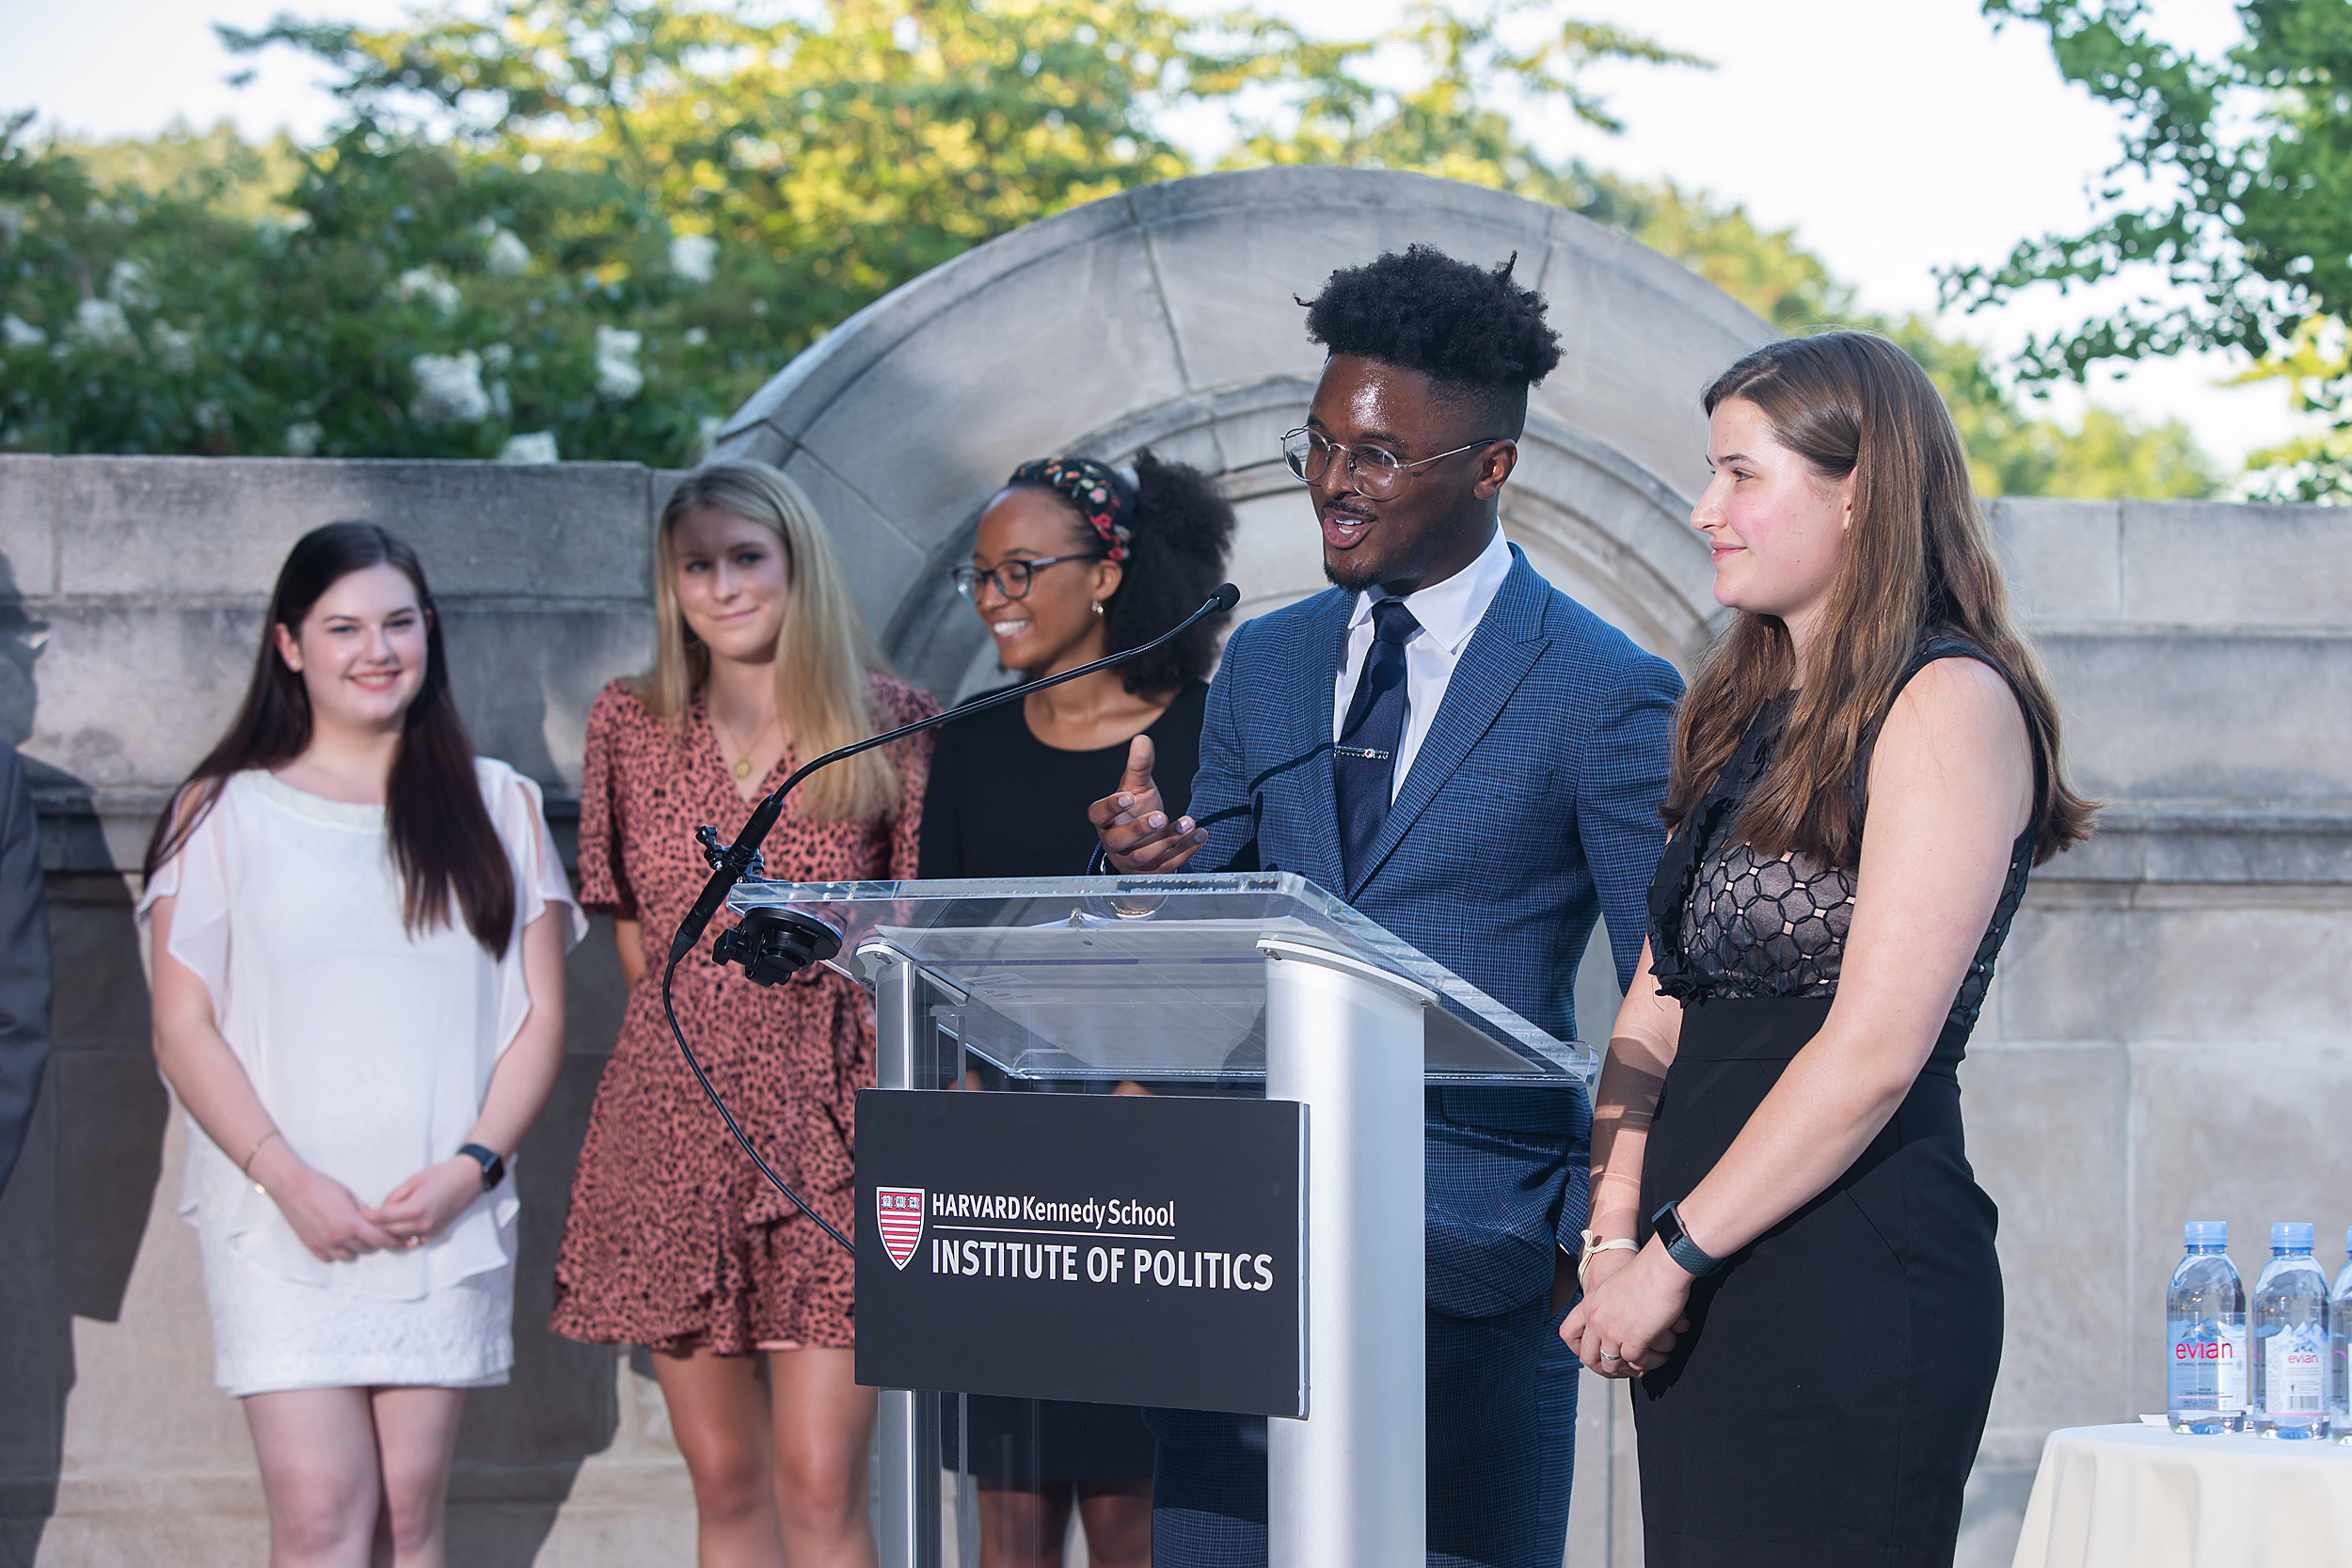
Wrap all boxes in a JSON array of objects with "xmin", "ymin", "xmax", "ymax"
[{"xmin": 138, "ymin": 761, "xmax": 584, "ymax": 1302}]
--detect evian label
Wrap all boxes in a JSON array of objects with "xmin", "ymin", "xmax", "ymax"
[
  {"xmin": 876, "ymin": 1187, "xmax": 926, "ymax": 1271},
  {"xmin": 2264, "ymin": 1323, "xmax": 2327, "ymax": 1416},
  {"xmin": 2169, "ymin": 1323, "xmax": 2246, "ymax": 1410}
]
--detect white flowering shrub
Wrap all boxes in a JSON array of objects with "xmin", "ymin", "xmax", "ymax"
[
  {"xmin": 394, "ymin": 266, "xmax": 463, "ymax": 316},
  {"xmin": 498, "ymin": 430, "xmax": 559, "ymax": 462},
  {"xmin": 485, "ymin": 229, "xmax": 532, "ymax": 277},
  {"xmin": 593, "ymin": 325, "xmax": 644, "ymax": 400},
  {"xmin": 409, "ymin": 351, "xmax": 492, "ymax": 423},
  {"xmin": 669, "ymin": 231, "xmax": 718, "ymax": 283},
  {"xmin": 72, "ymin": 298, "xmax": 135, "ymax": 353}
]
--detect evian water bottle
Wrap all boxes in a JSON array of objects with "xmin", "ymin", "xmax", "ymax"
[
  {"xmin": 2331, "ymin": 1227, "xmax": 2352, "ymax": 1444},
  {"xmin": 2252, "ymin": 1221, "xmax": 2329, "ymax": 1438},
  {"xmin": 2167, "ymin": 1220, "xmax": 2247, "ymax": 1433}
]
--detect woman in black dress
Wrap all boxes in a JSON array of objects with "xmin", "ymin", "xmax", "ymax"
[
  {"xmin": 920, "ymin": 450, "xmax": 1235, "ymax": 1568},
  {"xmin": 1562, "ymin": 331, "xmax": 2095, "ymax": 1568}
]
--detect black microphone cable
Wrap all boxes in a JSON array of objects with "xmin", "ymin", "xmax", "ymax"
[
  {"xmin": 660, "ymin": 958, "xmax": 858, "ymax": 1253},
  {"xmin": 660, "ymin": 583, "xmax": 1242, "ymax": 1256}
]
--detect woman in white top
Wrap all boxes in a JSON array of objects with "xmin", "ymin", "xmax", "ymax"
[{"xmin": 140, "ymin": 521, "xmax": 582, "ymax": 1568}]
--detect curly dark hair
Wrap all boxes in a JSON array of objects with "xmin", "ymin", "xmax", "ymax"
[
  {"xmin": 1011, "ymin": 449, "xmax": 1235, "ymax": 697},
  {"xmin": 1302, "ymin": 244, "xmax": 1563, "ymax": 437}
]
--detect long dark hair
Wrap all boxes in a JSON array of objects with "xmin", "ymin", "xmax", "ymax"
[
  {"xmin": 1012, "ymin": 449, "xmax": 1236, "ymax": 695},
  {"xmin": 143, "ymin": 521, "xmax": 517, "ymax": 956},
  {"xmin": 1664, "ymin": 331, "xmax": 2094, "ymax": 866}
]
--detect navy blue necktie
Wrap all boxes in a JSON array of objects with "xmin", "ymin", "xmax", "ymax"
[{"xmin": 1335, "ymin": 597, "xmax": 1419, "ymax": 887}]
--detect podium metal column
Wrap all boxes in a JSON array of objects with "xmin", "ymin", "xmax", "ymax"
[
  {"xmin": 865, "ymin": 942, "xmax": 941, "ymax": 1568},
  {"xmin": 1261, "ymin": 938, "xmax": 1429, "ymax": 1568}
]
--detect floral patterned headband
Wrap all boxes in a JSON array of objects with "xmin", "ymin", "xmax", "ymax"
[{"xmin": 1009, "ymin": 455, "xmax": 1134, "ymax": 562}]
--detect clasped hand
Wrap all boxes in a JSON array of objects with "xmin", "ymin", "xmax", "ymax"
[
  {"xmin": 1087, "ymin": 736, "xmax": 1209, "ymax": 872},
  {"xmin": 1560, "ymin": 1243, "xmax": 1694, "ymax": 1379},
  {"xmin": 254, "ymin": 1143, "xmax": 485, "ymax": 1264}
]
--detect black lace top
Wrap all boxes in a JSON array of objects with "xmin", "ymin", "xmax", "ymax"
[{"xmin": 1646, "ymin": 637, "xmax": 2044, "ymax": 1049}]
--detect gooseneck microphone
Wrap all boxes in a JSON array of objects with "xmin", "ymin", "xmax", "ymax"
[
  {"xmin": 668, "ymin": 580, "xmax": 1240, "ymax": 967},
  {"xmin": 661, "ymin": 582, "xmax": 1241, "ymax": 1254}
]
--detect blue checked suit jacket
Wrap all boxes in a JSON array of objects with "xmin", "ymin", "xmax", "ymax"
[{"xmin": 1190, "ymin": 546, "xmax": 1681, "ymax": 1320}]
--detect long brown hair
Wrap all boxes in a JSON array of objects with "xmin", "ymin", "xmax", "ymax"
[
  {"xmin": 633, "ymin": 460, "xmax": 899, "ymax": 821},
  {"xmin": 1664, "ymin": 331, "xmax": 2094, "ymax": 865},
  {"xmin": 144, "ymin": 522, "xmax": 517, "ymax": 956}
]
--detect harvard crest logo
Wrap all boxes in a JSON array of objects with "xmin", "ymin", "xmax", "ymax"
[{"xmin": 876, "ymin": 1187, "xmax": 926, "ymax": 1271}]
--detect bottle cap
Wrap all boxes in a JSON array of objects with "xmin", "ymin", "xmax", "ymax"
[
  {"xmin": 2185, "ymin": 1220, "xmax": 2227, "ymax": 1248},
  {"xmin": 2271, "ymin": 1221, "xmax": 2313, "ymax": 1251}
]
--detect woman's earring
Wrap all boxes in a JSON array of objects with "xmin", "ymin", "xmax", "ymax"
[{"xmin": 1090, "ymin": 601, "xmax": 1105, "ymax": 618}]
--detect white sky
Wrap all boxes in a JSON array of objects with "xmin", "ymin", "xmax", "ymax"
[{"xmin": 0, "ymin": 0, "xmax": 2315, "ymax": 467}]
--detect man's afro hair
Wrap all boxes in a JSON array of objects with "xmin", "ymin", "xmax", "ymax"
[{"xmin": 1303, "ymin": 245, "xmax": 1562, "ymax": 392}]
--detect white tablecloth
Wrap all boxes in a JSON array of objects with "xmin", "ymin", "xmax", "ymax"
[{"xmin": 2011, "ymin": 1423, "xmax": 2352, "ymax": 1568}]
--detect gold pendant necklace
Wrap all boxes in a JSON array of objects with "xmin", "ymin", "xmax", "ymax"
[{"xmin": 710, "ymin": 706, "xmax": 776, "ymax": 784}]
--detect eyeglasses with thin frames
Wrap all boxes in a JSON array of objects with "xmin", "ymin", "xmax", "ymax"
[
  {"xmin": 1280, "ymin": 426, "xmax": 1505, "ymax": 500},
  {"xmin": 950, "ymin": 552, "xmax": 1104, "ymax": 603}
]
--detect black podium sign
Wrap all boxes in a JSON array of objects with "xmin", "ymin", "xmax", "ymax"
[{"xmin": 854, "ymin": 1088, "xmax": 1306, "ymax": 1418}]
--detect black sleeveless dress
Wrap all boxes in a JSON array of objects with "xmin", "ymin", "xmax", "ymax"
[{"xmin": 1630, "ymin": 639, "xmax": 2041, "ymax": 1568}]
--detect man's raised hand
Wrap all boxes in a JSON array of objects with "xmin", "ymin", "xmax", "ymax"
[{"xmin": 1088, "ymin": 736, "xmax": 1208, "ymax": 873}]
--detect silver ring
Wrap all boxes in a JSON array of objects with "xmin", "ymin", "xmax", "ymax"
[{"xmin": 1598, "ymin": 1351, "xmax": 1621, "ymax": 1362}]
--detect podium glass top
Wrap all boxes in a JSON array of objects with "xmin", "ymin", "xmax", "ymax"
[{"xmin": 727, "ymin": 871, "xmax": 1593, "ymax": 1086}]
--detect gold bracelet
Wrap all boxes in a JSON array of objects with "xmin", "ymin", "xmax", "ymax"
[{"xmin": 241, "ymin": 1128, "xmax": 282, "ymax": 1176}]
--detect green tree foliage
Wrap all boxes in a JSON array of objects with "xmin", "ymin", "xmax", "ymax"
[
  {"xmin": 5, "ymin": 0, "xmax": 1269, "ymax": 462},
  {"xmin": 0, "ymin": 0, "xmax": 2217, "ymax": 497},
  {"xmin": 1944, "ymin": 0, "xmax": 2350, "ymax": 496},
  {"xmin": 1222, "ymin": 2, "xmax": 1701, "ymax": 194},
  {"xmin": 2, "ymin": 106, "xmax": 717, "ymax": 459},
  {"xmin": 1601, "ymin": 178, "xmax": 1851, "ymax": 331},
  {"xmin": 1601, "ymin": 179, "xmax": 2216, "ymax": 498},
  {"xmin": 8, "ymin": 0, "xmax": 1670, "ymax": 465}
]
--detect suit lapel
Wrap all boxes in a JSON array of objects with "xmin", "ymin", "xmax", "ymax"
[{"xmin": 1348, "ymin": 553, "xmax": 1550, "ymax": 899}]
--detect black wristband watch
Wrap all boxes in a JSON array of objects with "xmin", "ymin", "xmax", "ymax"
[
  {"xmin": 1650, "ymin": 1199, "xmax": 1723, "ymax": 1277},
  {"xmin": 456, "ymin": 1143, "xmax": 505, "ymax": 1192}
]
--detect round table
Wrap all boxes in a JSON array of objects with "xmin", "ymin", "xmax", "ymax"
[{"xmin": 2010, "ymin": 1422, "xmax": 2352, "ymax": 1568}]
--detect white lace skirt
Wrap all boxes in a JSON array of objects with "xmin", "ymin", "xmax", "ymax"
[{"xmin": 197, "ymin": 1214, "xmax": 516, "ymax": 1398}]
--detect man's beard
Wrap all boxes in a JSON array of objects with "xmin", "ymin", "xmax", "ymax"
[{"xmin": 1321, "ymin": 512, "xmax": 1390, "ymax": 594}]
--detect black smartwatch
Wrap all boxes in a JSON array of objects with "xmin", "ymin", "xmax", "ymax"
[
  {"xmin": 456, "ymin": 1143, "xmax": 506, "ymax": 1192},
  {"xmin": 1650, "ymin": 1199, "xmax": 1723, "ymax": 1277}
]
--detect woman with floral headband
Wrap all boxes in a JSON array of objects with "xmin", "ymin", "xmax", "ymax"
[{"xmin": 918, "ymin": 450, "xmax": 1235, "ymax": 1568}]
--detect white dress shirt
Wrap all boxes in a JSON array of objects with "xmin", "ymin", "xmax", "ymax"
[{"xmin": 1330, "ymin": 527, "xmax": 1517, "ymax": 803}]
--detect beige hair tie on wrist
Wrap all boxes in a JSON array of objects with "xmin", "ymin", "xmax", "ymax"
[{"xmin": 1577, "ymin": 1230, "xmax": 1639, "ymax": 1285}]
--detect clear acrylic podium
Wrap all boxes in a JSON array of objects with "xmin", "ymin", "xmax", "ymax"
[{"xmin": 726, "ymin": 871, "xmax": 1594, "ymax": 1568}]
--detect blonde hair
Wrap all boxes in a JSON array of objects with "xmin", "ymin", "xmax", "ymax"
[{"xmin": 634, "ymin": 460, "xmax": 899, "ymax": 822}]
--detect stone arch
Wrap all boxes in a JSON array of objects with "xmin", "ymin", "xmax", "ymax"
[{"xmin": 711, "ymin": 166, "xmax": 1773, "ymax": 697}]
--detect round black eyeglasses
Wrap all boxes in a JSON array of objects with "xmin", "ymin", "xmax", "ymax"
[{"xmin": 951, "ymin": 553, "xmax": 1104, "ymax": 603}]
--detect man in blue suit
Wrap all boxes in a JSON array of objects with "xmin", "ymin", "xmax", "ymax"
[{"xmin": 1092, "ymin": 245, "xmax": 1682, "ymax": 1568}]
